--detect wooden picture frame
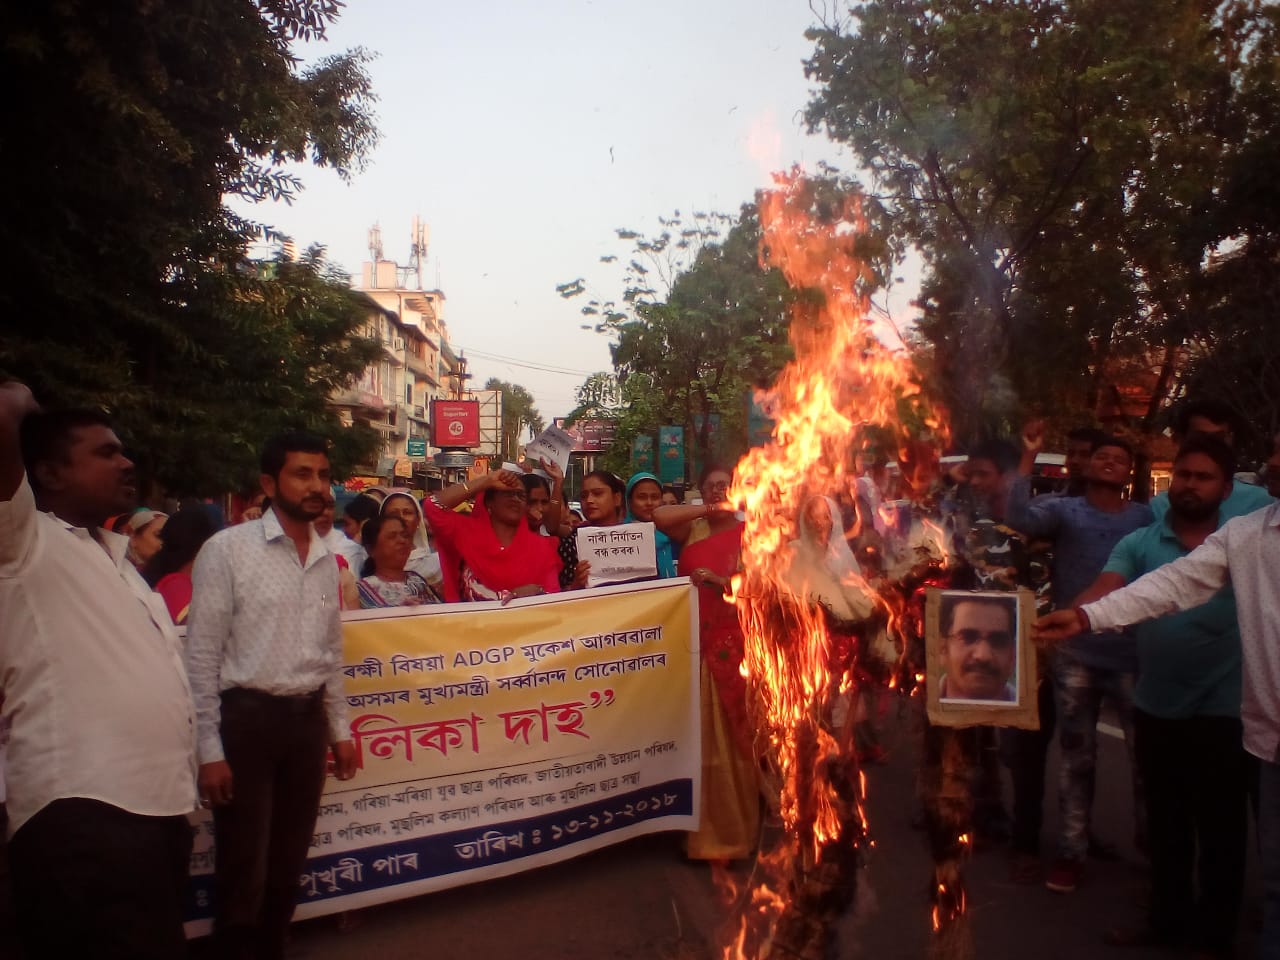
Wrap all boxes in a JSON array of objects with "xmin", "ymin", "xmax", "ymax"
[{"xmin": 924, "ymin": 587, "xmax": 1039, "ymax": 730}]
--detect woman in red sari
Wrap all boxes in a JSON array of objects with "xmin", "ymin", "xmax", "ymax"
[
  {"xmin": 670, "ymin": 469, "xmax": 759, "ymax": 860},
  {"xmin": 420, "ymin": 470, "xmax": 561, "ymax": 603}
]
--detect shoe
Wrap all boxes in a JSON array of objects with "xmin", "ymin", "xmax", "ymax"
[{"xmin": 1045, "ymin": 858, "xmax": 1082, "ymax": 893}]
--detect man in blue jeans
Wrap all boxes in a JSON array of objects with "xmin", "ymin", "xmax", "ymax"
[
  {"xmin": 1038, "ymin": 492, "xmax": 1280, "ymax": 960},
  {"xmin": 1007, "ymin": 427, "xmax": 1153, "ymax": 892}
]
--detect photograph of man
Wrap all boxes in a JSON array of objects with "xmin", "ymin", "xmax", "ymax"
[{"xmin": 938, "ymin": 592, "xmax": 1020, "ymax": 704}]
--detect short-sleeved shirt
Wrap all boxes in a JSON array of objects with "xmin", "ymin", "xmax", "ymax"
[
  {"xmin": 1006, "ymin": 478, "xmax": 1153, "ymax": 671},
  {"xmin": 1150, "ymin": 481, "xmax": 1272, "ymax": 524},
  {"xmin": 1104, "ymin": 515, "xmax": 1241, "ymax": 718}
]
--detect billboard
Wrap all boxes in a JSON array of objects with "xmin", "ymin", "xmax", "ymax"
[
  {"xmin": 657, "ymin": 426, "xmax": 684, "ymax": 484},
  {"xmin": 432, "ymin": 400, "xmax": 481, "ymax": 448},
  {"xmin": 552, "ymin": 418, "xmax": 618, "ymax": 453},
  {"xmin": 631, "ymin": 435, "xmax": 655, "ymax": 474},
  {"xmin": 475, "ymin": 390, "xmax": 503, "ymax": 458}
]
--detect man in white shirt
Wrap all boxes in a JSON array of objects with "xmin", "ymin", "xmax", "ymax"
[
  {"xmin": 185, "ymin": 432, "xmax": 357, "ymax": 960},
  {"xmin": 1037, "ymin": 502, "xmax": 1280, "ymax": 959},
  {"xmin": 0, "ymin": 382, "xmax": 197, "ymax": 959}
]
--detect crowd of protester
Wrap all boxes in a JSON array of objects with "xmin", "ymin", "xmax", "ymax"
[{"xmin": 3, "ymin": 375, "xmax": 1280, "ymax": 959}]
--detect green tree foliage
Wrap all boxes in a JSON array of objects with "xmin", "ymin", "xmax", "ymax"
[
  {"xmin": 562, "ymin": 204, "xmax": 795, "ymax": 474},
  {"xmin": 484, "ymin": 378, "xmax": 545, "ymax": 462},
  {"xmin": 804, "ymin": 0, "xmax": 1280, "ymax": 447},
  {"xmin": 0, "ymin": 0, "xmax": 381, "ymax": 494},
  {"xmin": 564, "ymin": 372, "xmax": 623, "ymax": 425}
]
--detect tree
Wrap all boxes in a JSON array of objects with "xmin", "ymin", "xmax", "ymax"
[
  {"xmin": 484, "ymin": 378, "xmax": 544, "ymax": 462},
  {"xmin": 804, "ymin": 0, "xmax": 1280, "ymax": 446},
  {"xmin": 563, "ymin": 372, "xmax": 623, "ymax": 425},
  {"xmin": 0, "ymin": 0, "xmax": 380, "ymax": 494},
  {"xmin": 134, "ymin": 247, "xmax": 384, "ymax": 496},
  {"xmin": 562, "ymin": 203, "xmax": 795, "ymax": 475}
]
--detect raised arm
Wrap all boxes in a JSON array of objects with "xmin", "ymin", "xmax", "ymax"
[
  {"xmin": 540, "ymin": 459, "xmax": 565, "ymax": 534},
  {"xmin": 1005, "ymin": 474, "xmax": 1061, "ymax": 539},
  {"xmin": 1083, "ymin": 528, "xmax": 1230, "ymax": 630},
  {"xmin": 0, "ymin": 383, "xmax": 41, "ymax": 576},
  {"xmin": 653, "ymin": 502, "xmax": 736, "ymax": 546},
  {"xmin": 434, "ymin": 469, "xmax": 519, "ymax": 511},
  {"xmin": 0, "ymin": 382, "xmax": 38, "ymax": 502},
  {"xmin": 1038, "ymin": 524, "xmax": 1232, "ymax": 644}
]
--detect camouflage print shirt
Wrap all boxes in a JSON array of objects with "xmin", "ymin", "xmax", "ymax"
[{"xmin": 946, "ymin": 485, "xmax": 1054, "ymax": 616}]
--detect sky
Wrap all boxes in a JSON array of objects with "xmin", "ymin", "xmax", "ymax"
[{"xmin": 232, "ymin": 0, "xmax": 918, "ymax": 420}]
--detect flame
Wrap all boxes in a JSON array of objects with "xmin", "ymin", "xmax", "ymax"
[{"xmin": 721, "ymin": 169, "xmax": 949, "ymax": 958}]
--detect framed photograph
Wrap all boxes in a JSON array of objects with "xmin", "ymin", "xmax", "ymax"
[{"xmin": 924, "ymin": 588, "xmax": 1039, "ymax": 729}]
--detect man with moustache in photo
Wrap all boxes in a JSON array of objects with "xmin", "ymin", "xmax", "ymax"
[
  {"xmin": 185, "ymin": 431, "xmax": 357, "ymax": 960},
  {"xmin": 938, "ymin": 594, "xmax": 1019, "ymax": 702}
]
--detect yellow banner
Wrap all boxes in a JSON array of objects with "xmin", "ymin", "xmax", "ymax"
[{"xmin": 186, "ymin": 580, "xmax": 700, "ymax": 929}]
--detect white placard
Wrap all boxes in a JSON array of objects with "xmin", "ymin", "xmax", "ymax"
[
  {"xmin": 575, "ymin": 523, "xmax": 657, "ymax": 587},
  {"xmin": 522, "ymin": 426, "xmax": 576, "ymax": 476}
]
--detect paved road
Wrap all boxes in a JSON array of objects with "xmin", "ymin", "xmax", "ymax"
[
  {"xmin": 231, "ymin": 702, "xmax": 1261, "ymax": 960},
  {"xmin": 1, "ymin": 703, "xmax": 1257, "ymax": 959}
]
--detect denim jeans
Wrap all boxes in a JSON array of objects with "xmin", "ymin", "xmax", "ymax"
[{"xmin": 1051, "ymin": 654, "xmax": 1144, "ymax": 862}]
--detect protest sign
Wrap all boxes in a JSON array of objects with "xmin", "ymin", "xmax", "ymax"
[
  {"xmin": 574, "ymin": 523, "xmax": 657, "ymax": 587},
  {"xmin": 184, "ymin": 580, "xmax": 699, "ymax": 934},
  {"xmin": 522, "ymin": 425, "xmax": 576, "ymax": 476}
]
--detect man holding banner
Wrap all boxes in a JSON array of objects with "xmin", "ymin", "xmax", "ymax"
[{"xmin": 186, "ymin": 432, "xmax": 357, "ymax": 960}]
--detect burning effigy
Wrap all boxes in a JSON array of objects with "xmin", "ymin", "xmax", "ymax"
[{"xmin": 723, "ymin": 170, "xmax": 968, "ymax": 959}]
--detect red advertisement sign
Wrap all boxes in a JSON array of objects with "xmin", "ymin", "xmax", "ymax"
[{"xmin": 431, "ymin": 400, "xmax": 481, "ymax": 448}]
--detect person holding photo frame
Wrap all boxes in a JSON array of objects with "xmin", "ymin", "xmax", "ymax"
[{"xmin": 946, "ymin": 439, "xmax": 1051, "ymax": 873}]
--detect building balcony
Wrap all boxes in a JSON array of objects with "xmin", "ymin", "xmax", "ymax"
[{"xmin": 331, "ymin": 388, "xmax": 388, "ymax": 413}]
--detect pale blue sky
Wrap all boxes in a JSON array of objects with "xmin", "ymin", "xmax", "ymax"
[{"xmin": 234, "ymin": 0, "xmax": 916, "ymax": 418}]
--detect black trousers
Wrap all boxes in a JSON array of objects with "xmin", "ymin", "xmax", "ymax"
[
  {"xmin": 1001, "ymin": 675, "xmax": 1057, "ymax": 855},
  {"xmin": 213, "ymin": 687, "xmax": 330, "ymax": 960},
  {"xmin": 9, "ymin": 797, "xmax": 193, "ymax": 959},
  {"xmin": 1135, "ymin": 708, "xmax": 1248, "ymax": 957}
]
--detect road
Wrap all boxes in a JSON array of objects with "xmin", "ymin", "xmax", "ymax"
[
  {"xmin": 0, "ymin": 704, "xmax": 1257, "ymax": 959},
  {"xmin": 208, "ymin": 702, "xmax": 1261, "ymax": 960}
]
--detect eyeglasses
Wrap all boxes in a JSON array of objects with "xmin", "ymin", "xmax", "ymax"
[
  {"xmin": 946, "ymin": 629, "xmax": 1013, "ymax": 649},
  {"xmin": 491, "ymin": 489, "xmax": 528, "ymax": 502}
]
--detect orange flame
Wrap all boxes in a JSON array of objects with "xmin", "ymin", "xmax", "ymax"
[{"xmin": 722, "ymin": 169, "xmax": 949, "ymax": 957}]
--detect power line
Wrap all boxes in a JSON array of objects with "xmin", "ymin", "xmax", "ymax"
[{"xmin": 452, "ymin": 346, "xmax": 602, "ymax": 378}]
